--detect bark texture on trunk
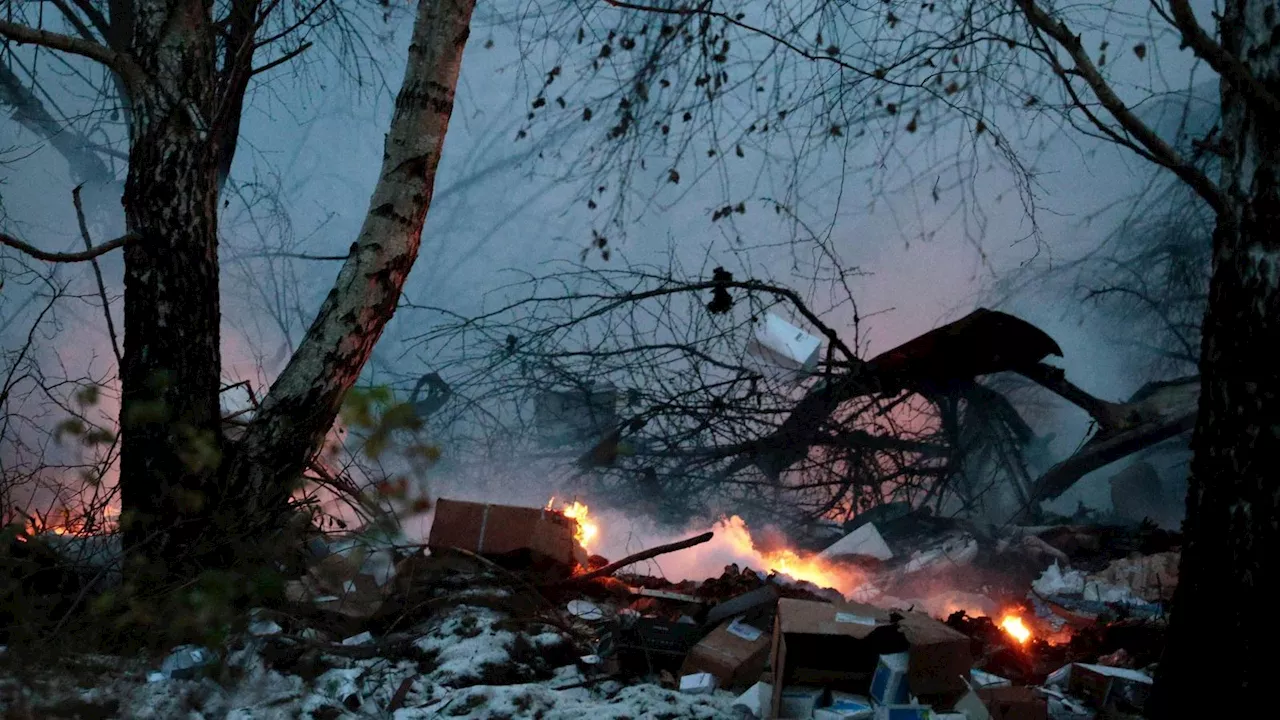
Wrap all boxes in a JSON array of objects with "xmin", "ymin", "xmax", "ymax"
[
  {"xmin": 117, "ymin": 0, "xmax": 225, "ymax": 578},
  {"xmin": 1150, "ymin": 1, "xmax": 1280, "ymax": 714},
  {"xmin": 224, "ymin": 0, "xmax": 476, "ymax": 537}
]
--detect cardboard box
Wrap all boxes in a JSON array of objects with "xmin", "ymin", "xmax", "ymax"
[
  {"xmin": 1064, "ymin": 663, "xmax": 1151, "ymax": 711},
  {"xmin": 768, "ymin": 598, "xmax": 972, "ymax": 718},
  {"xmin": 612, "ymin": 617, "xmax": 704, "ymax": 675},
  {"xmin": 819, "ymin": 692, "xmax": 873, "ymax": 719},
  {"xmin": 534, "ymin": 384, "xmax": 618, "ymax": 445},
  {"xmin": 427, "ymin": 499, "xmax": 586, "ymax": 568},
  {"xmin": 976, "ymin": 687, "xmax": 1048, "ymax": 720},
  {"xmin": 779, "ymin": 685, "xmax": 824, "ymax": 719},
  {"xmin": 950, "ymin": 688, "xmax": 991, "ymax": 720},
  {"xmin": 970, "ymin": 669, "xmax": 1011, "ymax": 689},
  {"xmin": 734, "ymin": 681, "xmax": 773, "ymax": 719},
  {"xmin": 894, "ymin": 610, "xmax": 974, "ymax": 695},
  {"xmin": 873, "ymin": 705, "xmax": 933, "ymax": 720},
  {"xmin": 821, "ymin": 523, "xmax": 894, "ymax": 562},
  {"xmin": 680, "ymin": 672, "xmax": 718, "ymax": 694},
  {"xmin": 682, "ymin": 618, "xmax": 773, "ymax": 690},
  {"xmin": 815, "ymin": 709, "xmax": 869, "ymax": 720},
  {"xmin": 870, "ymin": 652, "xmax": 911, "ymax": 705},
  {"xmin": 747, "ymin": 312, "xmax": 822, "ymax": 378}
]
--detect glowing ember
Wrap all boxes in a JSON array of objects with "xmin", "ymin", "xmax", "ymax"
[
  {"xmin": 1000, "ymin": 613, "xmax": 1032, "ymax": 644},
  {"xmin": 718, "ymin": 515, "xmax": 862, "ymax": 596},
  {"xmin": 546, "ymin": 497, "xmax": 598, "ymax": 550}
]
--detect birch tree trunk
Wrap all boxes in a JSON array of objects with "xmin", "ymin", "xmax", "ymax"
[
  {"xmin": 2, "ymin": 0, "xmax": 476, "ymax": 579},
  {"xmin": 223, "ymin": 0, "xmax": 476, "ymax": 539},
  {"xmin": 1149, "ymin": 1, "xmax": 1280, "ymax": 714},
  {"xmin": 117, "ymin": 0, "xmax": 226, "ymax": 579}
]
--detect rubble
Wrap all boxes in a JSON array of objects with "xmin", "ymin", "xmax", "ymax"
[
  {"xmin": 152, "ymin": 645, "xmax": 218, "ymax": 682},
  {"xmin": 1086, "ymin": 553, "xmax": 1178, "ymax": 604},
  {"xmin": 976, "ymin": 686, "xmax": 1048, "ymax": 720},
  {"xmin": 1050, "ymin": 663, "xmax": 1153, "ymax": 714},
  {"xmin": 1, "ymin": 496, "xmax": 1181, "ymax": 720},
  {"xmin": 821, "ymin": 523, "xmax": 894, "ymax": 562}
]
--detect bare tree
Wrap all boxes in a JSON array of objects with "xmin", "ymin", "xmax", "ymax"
[{"xmin": 1, "ymin": 0, "xmax": 476, "ymax": 590}]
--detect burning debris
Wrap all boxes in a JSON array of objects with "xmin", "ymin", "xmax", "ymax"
[{"xmin": 1, "ymin": 495, "xmax": 1176, "ymax": 719}]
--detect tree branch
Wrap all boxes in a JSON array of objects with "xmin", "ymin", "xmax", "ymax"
[
  {"xmin": 72, "ymin": 186, "xmax": 123, "ymax": 365},
  {"xmin": 69, "ymin": 0, "xmax": 114, "ymax": 42},
  {"xmin": 48, "ymin": 0, "xmax": 100, "ymax": 43},
  {"xmin": 0, "ymin": 19, "xmax": 143, "ymax": 88},
  {"xmin": 1012, "ymin": 0, "xmax": 1227, "ymax": 214},
  {"xmin": 1166, "ymin": 0, "xmax": 1280, "ymax": 119},
  {"xmin": 1016, "ymin": 362, "xmax": 1127, "ymax": 430},
  {"xmin": 1025, "ymin": 409, "xmax": 1196, "ymax": 508},
  {"xmin": 0, "ymin": 229, "xmax": 136, "ymax": 263},
  {"xmin": 603, "ymin": 0, "xmax": 888, "ymax": 83},
  {"xmin": 558, "ymin": 531, "xmax": 714, "ymax": 584},
  {"xmin": 211, "ymin": 0, "xmax": 267, "ymax": 191},
  {"xmin": 231, "ymin": 0, "xmax": 479, "ymax": 525},
  {"xmin": 1020, "ymin": 374, "xmax": 1200, "ymax": 511},
  {"xmin": 252, "ymin": 41, "xmax": 313, "ymax": 76},
  {"xmin": 0, "ymin": 62, "xmax": 116, "ymax": 186}
]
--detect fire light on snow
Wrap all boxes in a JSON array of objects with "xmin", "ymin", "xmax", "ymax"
[
  {"xmin": 1000, "ymin": 613, "xmax": 1032, "ymax": 644},
  {"xmin": 547, "ymin": 497, "xmax": 598, "ymax": 550}
]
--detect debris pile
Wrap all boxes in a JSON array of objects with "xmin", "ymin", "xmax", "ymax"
[{"xmin": 1, "ymin": 497, "xmax": 1176, "ymax": 719}]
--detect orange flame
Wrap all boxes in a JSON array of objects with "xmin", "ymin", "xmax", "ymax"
[
  {"xmin": 1000, "ymin": 613, "xmax": 1032, "ymax": 644},
  {"xmin": 19, "ymin": 504, "xmax": 122, "ymax": 539},
  {"xmin": 718, "ymin": 516, "xmax": 861, "ymax": 596},
  {"xmin": 546, "ymin": 497, "xmax": 598, "ymax": 550}
]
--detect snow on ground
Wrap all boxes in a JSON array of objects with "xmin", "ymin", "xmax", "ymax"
[{"xmin": 1, "ymin": 601, "xmax": 742, "ymax": 719}]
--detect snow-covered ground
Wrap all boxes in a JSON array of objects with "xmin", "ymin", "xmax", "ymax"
[{"xmin": 1, "ymin": 601, "xmax": 741, "ymax": 720}]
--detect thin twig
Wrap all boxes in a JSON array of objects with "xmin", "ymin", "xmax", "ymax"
[
  {"xmin": 72, "ymin": 185, "xmax": 122, "ymax": 365},
  {"xmin": 252, "ymin": 41, "xmax": 314, "ymax": 76}
]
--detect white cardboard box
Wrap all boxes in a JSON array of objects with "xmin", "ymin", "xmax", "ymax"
[
  {"xmin": 732, "ymin": 681, "xmax": 772, "ymax": 719},
  {"xmin": 746, "ymin": 313, "xmax": 822, "ymax": 378},
  {"xmin": 779, "ymin": 685, "xmax": 825, "ymax": 719},
  {"xmin": 814, "ymin": 691, "xmax": 874, "ymax": 719},
  {"xmin": 870, "ymin": 652, "xmax": 911, "ymax": 705},
  {"xmin": 679, "ymin": 672, "xmax": 718, "ymax": 695},
  {"xmin": 820, "ymin": 523, "xmax": 894, "ymax": 561}
]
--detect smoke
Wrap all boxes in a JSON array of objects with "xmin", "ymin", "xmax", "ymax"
[{"xmin": 2, "ymin": 0, "xmax": 1207, "ymax": 539}]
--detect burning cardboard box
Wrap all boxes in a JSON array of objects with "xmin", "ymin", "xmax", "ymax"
[
  {"xmin": 427, "ymin": 498, "xmax": 588, "ymax": 571},
  {"xmin": 768, "ymin": 598, "xmax": 972, "ymax": 719}
]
